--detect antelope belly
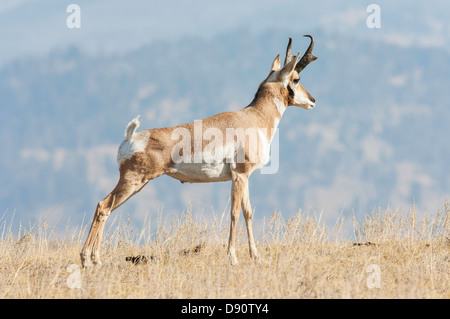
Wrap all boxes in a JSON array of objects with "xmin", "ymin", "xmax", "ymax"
[
  {"xmin": 168, "ymin": 161, "xmax": 232, "ymax": 183},
  {"xmin": 167, "ymin": 162, "xmax": 231, "ymax": 183}
]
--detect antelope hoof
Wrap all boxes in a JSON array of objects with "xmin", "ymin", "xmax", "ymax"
[
  {"xmin": 250, "ymin": 249, "xmax": 260, "ymax": 263},
  {"xmin": 251, "ymin": 254, "xmax": 260, "ymax": 264},
  {"xmin": 80, "ymin": 252, "xmax": 93, "ymax": 268},
  {"xmin": 228, "ymin": 249, "xmax": 239, "ymax": 266},
  {"xmin": 91, "ymin": 252, "xmax": 103, "ymax": 266}
]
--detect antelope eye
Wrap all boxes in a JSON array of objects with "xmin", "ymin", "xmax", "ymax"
[{"xmin": 293, "ymin": 78, "xmax": 300, "ymax": 84}]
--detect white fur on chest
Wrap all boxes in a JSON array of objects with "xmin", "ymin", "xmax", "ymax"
[
  {"xmin": 117, "ymin": 131, "xmax": 150, "ymax": 165},
  {"xmin": 274, "ymin": 98, "xmax": 286, "ymax": 117}
]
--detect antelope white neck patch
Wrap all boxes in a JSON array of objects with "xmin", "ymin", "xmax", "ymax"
[{"xmin": 274, "ymin": 98, "xmax": 286, "ymax": 116}]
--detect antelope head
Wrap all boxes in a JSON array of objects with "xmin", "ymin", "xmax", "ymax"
[{"xmin": 265, "ymin": 35, "xmax": 318, "ymax": 110}]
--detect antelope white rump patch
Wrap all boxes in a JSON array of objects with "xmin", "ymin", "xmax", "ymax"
[{"xmin": 117, "ymin": 130, "xmax": 150, "ymax": 165}]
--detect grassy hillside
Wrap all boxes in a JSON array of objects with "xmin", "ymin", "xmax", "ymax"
[{"xmin": 0, "ymin": 202, "xmax": 448, "ymax": 299}]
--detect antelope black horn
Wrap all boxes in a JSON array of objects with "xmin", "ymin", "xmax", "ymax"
[
  {"xmin": 283, "ymin": 37, "xmax": 294, "ymax": 66},
  {"xmin": 295, "ymin": 35, "xmax": 318, "ymax": 73}
]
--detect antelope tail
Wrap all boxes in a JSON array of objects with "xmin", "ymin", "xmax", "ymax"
[{"xmin": 124, "ymin": 115, "xmax": 141, "ymax": 141}]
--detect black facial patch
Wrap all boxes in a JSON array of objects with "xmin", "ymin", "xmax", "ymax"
[{"xmin": 287, "ymin": 85, "xmax": 295, "ymax": 97}]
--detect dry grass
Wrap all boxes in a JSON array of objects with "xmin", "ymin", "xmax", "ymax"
[{"xmin": 0, "ymin": 202, "xmax": 449, "ymax": 299}]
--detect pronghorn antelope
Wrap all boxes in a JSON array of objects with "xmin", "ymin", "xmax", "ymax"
[{"xmin": 80, "ymin": 35, "xmax": 318, "ymax": 267}]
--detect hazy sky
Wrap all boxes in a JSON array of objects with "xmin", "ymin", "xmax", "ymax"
[{"xmin": 1, "ymin": 0, "xmax": 449, "ymax": 66}]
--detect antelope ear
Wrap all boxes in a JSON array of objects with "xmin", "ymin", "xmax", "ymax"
[
  {"xmin": 278, "ymin": 53, "xmax": 299, "ymax": 87},
  {"xmin": 270, "ymin": 54, "xmax": 281, "ymax": 72}
]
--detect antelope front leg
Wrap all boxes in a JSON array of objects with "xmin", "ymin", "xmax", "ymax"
[
  {"xmin": 227, "ymin": 173, "xmax": 247, "ymax": 265},
  {"xmin": 241, "ymin": 182, "xmax": 259, "ymax": 261}
]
